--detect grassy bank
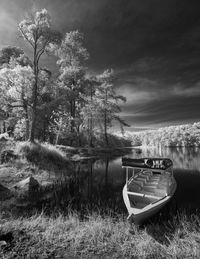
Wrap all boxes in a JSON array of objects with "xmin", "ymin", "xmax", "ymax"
[
  {"xmin": 1, "ymin": 212, "xmax": 200, "ymax": 258},
  {"xmin": 1, "ymin": 140, "xmax": 200, "ymax": 258}
]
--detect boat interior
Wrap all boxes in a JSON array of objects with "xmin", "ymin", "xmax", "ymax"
[{"xmin": 127, "ymin": 169, "xmax": 173, "ymax": 209}]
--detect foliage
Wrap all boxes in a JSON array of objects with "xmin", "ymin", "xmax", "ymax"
[
  {"xmin": 0, "ymin": 46, "xmax": 24, "ymax": 67},
  {"xmin": 0, "ymin": 8, "xmax": 128, "ymax": 147},
  {"xmin": 18, "ymin": 9, "xmax": 61, "ymax": 52},
  {"xmin": 0, "ymin": 63, "xmax": 34, "ymax": 139},
  {"xmin": 53, "ymin": 31, "xmax": 89, "ymax": 145},
  {"xmin": 16, "ymin": 141, "xmax": 71, "ymax": 172},
  {"xmin": 56, "ymin": 30, "xmax": 89, "ymax": 68},
  {"xmin": 95, "ymin": 69, "xmax": 128, "ymax": 145},
  {"xmin": 0, "ymin": 64, "xmax": 34, "ymax": 102},
  {"xmin": 91, "ymin": 132, "xmax": 131, "ymax": 148},
  {"xmin": 18, "ymin": 8, "xmax": 61, "ymax": 141},
  {"xmin": 130, "ymin": 121, "xmax": 200, "ymax": 147},
  {"xmin": 13, "ymin": 119, "xmax": 27, "ymax": 140}
]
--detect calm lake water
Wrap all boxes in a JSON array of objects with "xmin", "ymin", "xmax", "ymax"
[
  {"xmin": 68, "ymin": 147, "xmax": 200, "ymax": 216},
  {"xmin": 1, "ymin": 142, "xmax": 200, "ymax": 217}
]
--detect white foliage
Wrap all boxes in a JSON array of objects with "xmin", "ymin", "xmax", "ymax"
[
  {"xmin": 18, "ymin": 9, "xmax": 52, "ymax": 49},
  {"xmin": 0, "ymin": 65, "xmax": 34, "ymax": 102}
]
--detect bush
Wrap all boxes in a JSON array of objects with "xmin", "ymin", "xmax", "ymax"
[
  {"xmin": 16, "ymin": 142, "xmax": 72, "ymax": 173},
  {"xmin": 92, "ymin": 132, "xmax": 132, "ymax": 148},
  {"xmin": 0, "ymin": 149, "xmax": 18, "ymax": 164},
  {"xmin": 13, "ymin": 119, "xmax": 26, "ymax": 140}
]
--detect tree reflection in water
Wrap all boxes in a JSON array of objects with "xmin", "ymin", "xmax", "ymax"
[
  {"xmin": 67, "ymin": 147, "xmax": 200, "ymax": 215},
  {"xmin": 137, "ymin": 147, "xmax": 200, "ymax": 171},
  {"xmin": 16, "ymin": 147, "xmax": 200, "ymax": 216}
]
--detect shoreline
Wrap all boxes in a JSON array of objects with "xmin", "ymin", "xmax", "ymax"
[{"xmin": 133, "ymin": 145, "xmax": 200, "ymax": 149}]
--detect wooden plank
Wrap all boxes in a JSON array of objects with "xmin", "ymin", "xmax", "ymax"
[{"xmin": 127, "ymin": 191, "xmax": 161, "ymax": 200}]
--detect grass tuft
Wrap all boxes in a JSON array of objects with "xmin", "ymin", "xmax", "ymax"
[{"xmin": 15, "ymin": 141, "xmax": 72, "ymax": 173}]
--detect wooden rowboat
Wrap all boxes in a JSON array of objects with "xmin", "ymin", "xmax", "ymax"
[{"xmin": 122, "ymin": 157, "xmax": 177, "ymax": 224}]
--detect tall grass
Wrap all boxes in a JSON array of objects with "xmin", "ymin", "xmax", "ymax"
[
  {"xmin": 16, "ymin": 141, "xmax": 72, "ymax": 173},
  {"xmin": 1, "ymin": 211, "xmax": 200, "ymax": 258}
]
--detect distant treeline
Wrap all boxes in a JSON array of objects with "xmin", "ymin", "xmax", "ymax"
[{"xmin": 129, "ymin": 122, "xmax": 200, "ymax": 147}]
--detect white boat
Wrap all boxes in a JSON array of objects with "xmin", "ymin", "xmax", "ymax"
[{"xmin": 122, "ymin": 157, "xmax": 177, "ymax": 224}]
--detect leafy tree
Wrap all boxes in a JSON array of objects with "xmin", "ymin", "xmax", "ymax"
[
  {"xmin": 55, "ymin": 31, "xmax": 89, "ymax": 144},
  {"xmin": 0, "ymin": 46, "xmax": 24, "ymax": 67},
  {"xmin": 0, "ymin": 52, "xmax": 55, "ymax": 141},
  {"xmin": 0, "ymin": 64, "xmax": 34, "ymax": 139},
  {"xmin": 81, "ymin": 76, "xmax": 100, "ymax": 147},
  {"xmin": 0, "ymin": 9, "xmax": 129, "ymax": 147},
  {"xmin": 96, "ymin": 69, "xmax": 128, "ymax": 146},
  {"xmin": 18, "ymin": 8, "xmax": 61, "ymax": 141}
]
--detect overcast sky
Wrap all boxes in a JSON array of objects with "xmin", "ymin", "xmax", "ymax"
[{"xmin": 1, "ymin": 0, "xmax": 200, "ymax": 131}]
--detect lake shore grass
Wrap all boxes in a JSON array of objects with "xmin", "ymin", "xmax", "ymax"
[
  {"xmin": 1, "ymin": 211, "xmax": 200, "ymax": 258},
  {"xmin": 1, "ymin": 140, "xmax": 200, "ymax": 258}
]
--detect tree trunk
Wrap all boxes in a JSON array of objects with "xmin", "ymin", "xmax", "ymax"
[
  {"xmin": 89, "ymin": 86, "xmax": 93, "ymax": 147},
  {"xmin": 77, "ymin": 125, "xmax": 81, "ymax": 146},
  {"xmin": 42, "ymin": 120, "xmax": 46, "ymax": 142},
  {"xmin": 29, "ymin": 41, "xmax": 38, "ymax": 142},
  {"xmin": 70, "ymin": 99, "xmax": 76, "ymax": 146},
  {"xmin": 70, "ymin": 101, "xmax": 74, "ymax": 134},
  {"xmin": 104, "ymin": 111, "xmax": 109, "ymax": 146},
  {"xmin": 25, "ymin": 107, "xmax": 29, "ymax": 141},
  {"xmin": 105, "ymin": 158, "xmax": 109, "ymax": 198},
  {"xmin": 104, "ymin": 89, "xmax": 109, "ymax": 146},
  {"xmin": 55, "ymin": 118, "xmax": 62, "ymax": 145},
  {"xmin": 88, "ymin": 118, "xmax": 93, "ymax": 147},
  {"xmin": 3, "ymin": 121, "xmax": 6, "ymax": 133}
]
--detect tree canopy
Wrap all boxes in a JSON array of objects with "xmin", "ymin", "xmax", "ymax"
[{"xmin": 0, "ymin": 8, "xmax": 128, "ymax": 147}]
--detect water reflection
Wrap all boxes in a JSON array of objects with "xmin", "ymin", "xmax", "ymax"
[
  {"xmin": 42, "ymin": 157, "xmax": 126, "ymax": 214},
  {"xmin": 1, "ymin": 142, "xmax": 199, "ymax": 216},
  {"xmin": 76, "ymin": 157, "xmax": 125, "ymax": 213},
  {"xmin": 62, "ymin": 147, "xmax": 200, "ymax": 215},
  {"xmin": 135, "ymin": 147, "xmax": 200, "ymax": 171}
]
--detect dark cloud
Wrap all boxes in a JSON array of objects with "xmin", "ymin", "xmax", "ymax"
[{"xmin": 1, "ymin": 0, "xmax": 200, "ymax": 129}]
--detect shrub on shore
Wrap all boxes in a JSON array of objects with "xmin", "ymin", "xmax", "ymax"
[{"xmin": 16, "ymin": 141, "xmax": 71, "ymax": 173}]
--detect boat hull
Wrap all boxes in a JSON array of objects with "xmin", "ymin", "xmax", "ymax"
[{"xmin": 123, "ymin": 179, "xmax": 177, "ymax": 225}]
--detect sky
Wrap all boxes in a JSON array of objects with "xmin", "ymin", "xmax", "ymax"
[{"xmin": 0, "ymin": 0, "xmax": 200, "ymax": 131}]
